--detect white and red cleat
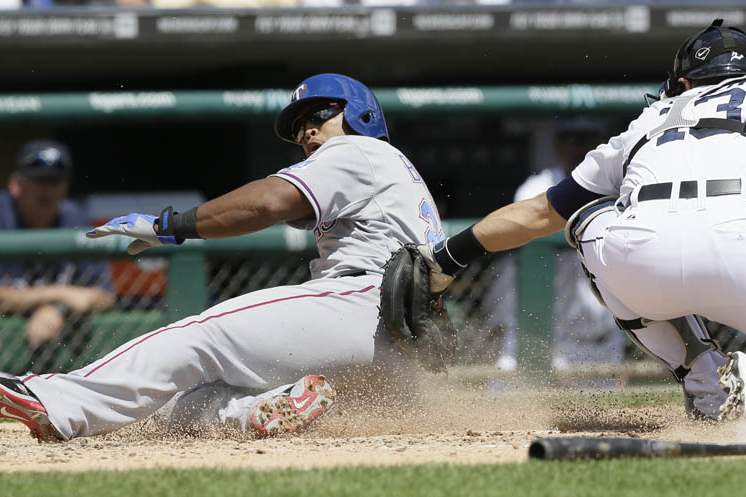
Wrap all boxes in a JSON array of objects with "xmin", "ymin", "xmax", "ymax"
[
  {"xmin": 248, "ymin": 374, "xmax": 335, "ymax": 437},
  {"xmin": 0, "ymin": 373, "xmax": 62, "ymax": 442},
  {"xmin": 719, "ymin": 351, "xmax": 746, "ymax": 421}
]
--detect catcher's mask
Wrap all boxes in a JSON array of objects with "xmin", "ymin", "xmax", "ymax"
[{"xmin": 663, "ymin": 18, "xmax": 746, "ymax": 98}]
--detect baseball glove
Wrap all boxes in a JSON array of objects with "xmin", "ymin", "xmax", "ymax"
[{"xmin": 379, "ymin": 244, "xmax": 457, "ymax": 372}]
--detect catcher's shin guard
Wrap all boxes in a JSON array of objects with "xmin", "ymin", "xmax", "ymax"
[{"xmin": 618, "ymin": 316, "xmax": 729, "ymax": 420}]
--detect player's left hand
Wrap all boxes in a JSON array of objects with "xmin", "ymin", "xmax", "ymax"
[
  {"xmin": 379, "ymin": 244, "xmax": 457, "ymax": 372},
  {"xmin": 417, "ymin": 243, "xmax": 455, "ymax": 293},
  {"xmin": 87, "ymin": 208, "xmax": 182, "ymax": 255}
]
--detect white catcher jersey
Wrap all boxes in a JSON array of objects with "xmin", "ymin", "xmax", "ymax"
[
  {"xmin": 572, "ymin": 75, "xmax": 746, "ymax": 196},
  {"xmin": 271, "ymin": 135, "xmax": 444, "ymax": 279}
]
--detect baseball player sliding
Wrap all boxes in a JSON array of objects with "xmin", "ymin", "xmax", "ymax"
[
  {"xmin": 0, "ymin": 74, "xmax": 445, "ymax": 442},
  {"xmin": 418, "ymin": 19, "xmax": 746, "ymax": 421}
]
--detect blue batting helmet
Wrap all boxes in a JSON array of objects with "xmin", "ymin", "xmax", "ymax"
[{"xmin": 275, "ymin": 73, "xmax": 389, "ymax": 143}]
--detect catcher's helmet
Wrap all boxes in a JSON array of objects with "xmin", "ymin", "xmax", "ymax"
[
  {"xmin": 664, "ymin": 19, "xmax": 746, "ymax": 96},
  {"xmin": 275, "ymin": 73, "xmax": 389, "ymax": 143}
]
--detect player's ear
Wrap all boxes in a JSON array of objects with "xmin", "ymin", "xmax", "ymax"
[
  {"xmin": 336, "ymin": 107, "xmax": 355, "ymax": 137},
  {"xmin": 342, "ymin": 120, "xmax": 357, "ymax": 136},
  {"xmin": 678, "ymin": 77, "xmax": 694, "ymax": 91}
]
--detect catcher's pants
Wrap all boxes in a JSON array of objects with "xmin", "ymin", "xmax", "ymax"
[
  {"xmin": 578, "ymin": 188, "xmax": 746, "ymax": 417},
  {"xmin": 22, "ymin": 274, "xmax": 381, "ymax": 440}
]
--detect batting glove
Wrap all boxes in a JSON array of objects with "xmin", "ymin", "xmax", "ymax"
[
  {"xmin": 417, "ymin": 243, "xmax": 455, "ymax": 294},
  {"xmin": 87, "ymin": 207, "xmax": 182, "ymax": 255}
]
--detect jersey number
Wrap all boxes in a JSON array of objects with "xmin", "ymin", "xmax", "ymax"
[
  {"xmin": 656, "ymin": 87, "xmax": 746, "ymax": 145},
  {"xmin": 419, "ymin": 199, "xmax": 444, "ymax": 244}
]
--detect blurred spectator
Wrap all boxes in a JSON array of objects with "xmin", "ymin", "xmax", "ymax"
[
  {"xmin": 152, "ymin": 0, "xmax": 295, "ymax": 7},
  {"xmin": 0, "ymin": 140, "xmax": 114, "ymax": 372},
  {"xmin": 19, "ymin": 0, "xmax": 149, "ymax": 5},
  {"xmin": 115, "ymin": 0, "xmax": 150, "ymax": 6},
  {"xmin": 485, "ymin": 118, "xmax": 624, "ymax": 371}
]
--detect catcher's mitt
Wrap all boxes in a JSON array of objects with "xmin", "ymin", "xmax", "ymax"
[{"xmin": 379, "ymin": 244, "xmax": 456, "ymax": 372}]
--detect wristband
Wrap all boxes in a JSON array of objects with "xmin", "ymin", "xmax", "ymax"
[
  {"xmin": 157, "ymin": 206, "xmax": 202, "ymax": 242},
  {"xmin": 432, "ymin": 225, "xmax": 488, "ymax": 276}
]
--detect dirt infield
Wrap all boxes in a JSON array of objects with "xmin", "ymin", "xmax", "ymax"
[{"xmin": 1, "ymin": 369, "xmax": 742, "ymax": 473}]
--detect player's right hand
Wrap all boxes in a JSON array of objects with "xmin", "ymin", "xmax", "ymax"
[
  {"xmin": 86, "ymin": 213, "xmax": 180, "ymax": 255},
  {"xmin": 417, "ymin": 243, "xmax": 455, "ymax": 293}
]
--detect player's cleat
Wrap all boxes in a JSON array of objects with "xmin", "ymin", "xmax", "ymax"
[
  {"xmin": 717, "ymin": 351, "xmax": 746, "ymax": 421},
  {"xmin": 0, "ymin": 374, "xmax": 62, "ymax": 442},
  {"xmin": 248, "ymin": 374, "xmax": 335, "ymax": 437}
]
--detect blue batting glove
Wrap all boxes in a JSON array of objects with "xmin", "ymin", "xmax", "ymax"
[{"xmin": 87, "ymin": 212, "xmax": 180, "ymax": 255}]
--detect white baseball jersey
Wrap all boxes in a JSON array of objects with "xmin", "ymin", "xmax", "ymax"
[
  {"xmin": 572, "ymin": 75, "xmax": 746, "ymax": 197},
  {"xmin": 272, "ymin": 135, "xmax": 444, "ymax": 279},
  {"xmin": 21, "ymin": 135, "xmax": 444, "ymax": 439},
  {"xmin": 572, "ymin": 76, "xmax": 746, "ymax": 419}
]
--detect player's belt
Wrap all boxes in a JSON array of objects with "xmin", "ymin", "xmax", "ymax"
[
  {"xmin": 637, "ymin": 178, "xmax": 742, "ymax": 201},
  {"xmin": 340, "ymin": 270, "xmax": 368, "ymax": 277}
]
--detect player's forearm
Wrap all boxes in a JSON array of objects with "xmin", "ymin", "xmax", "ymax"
[
  {"xmin": 473, "ymin": 192, "xmax": 566, "ymax": 252},
  {"xmin": 433, "ymin": 192, "xmax": 566, "ymax": 275},
  {"xmin": 193, "ymin": 177, "xmax": 313, "ymax": 239},
  {"xmin": 194, "ymin": 184, "xmax": 276, "ymax": 238}
]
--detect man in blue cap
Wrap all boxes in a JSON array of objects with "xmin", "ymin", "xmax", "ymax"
[
  {"xmin": 0, "ymin": 140, "xmax": 114, "ymax": 374},
  {"xmin": 0, "ymin": 75, "xmax": 445, "ymax": 442}
]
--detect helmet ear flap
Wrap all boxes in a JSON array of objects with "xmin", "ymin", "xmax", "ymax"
[
  {"xmin": 663, "ymin": 72, "xmax": 686, "ymax": 98},
  {"xmin": 342, "ymin": 105, "xmax": 378, "ymax": 136}
]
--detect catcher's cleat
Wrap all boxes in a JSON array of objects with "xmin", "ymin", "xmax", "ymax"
[
  {"xmin": 718, "ymin": 351, "xmax": 746, "ymax": 421},
  {"xmin": 0, "ymin": 374, "xmax": 62, "ymax": 442},
  {"xmin": 248, "ymin": 374, "xmax": 335, "ymax": 437}
]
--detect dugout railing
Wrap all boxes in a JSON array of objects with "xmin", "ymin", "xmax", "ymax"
[
  {"xmin": 0, "ymin": 223, "xmax": 564, "ymax": 375},
  {"xmin": 0, "ymin": 84, "xmax": 656, "ymax": 121}
]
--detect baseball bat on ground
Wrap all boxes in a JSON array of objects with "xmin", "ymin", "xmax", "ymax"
[{"xmin": 529, "ymin": 436, "xmax": 746, "ymax": 461}]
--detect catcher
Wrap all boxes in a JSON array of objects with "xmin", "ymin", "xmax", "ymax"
[{"xmin": 396, "ymin": 19, "xmax": 746, "ymax": 422}]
